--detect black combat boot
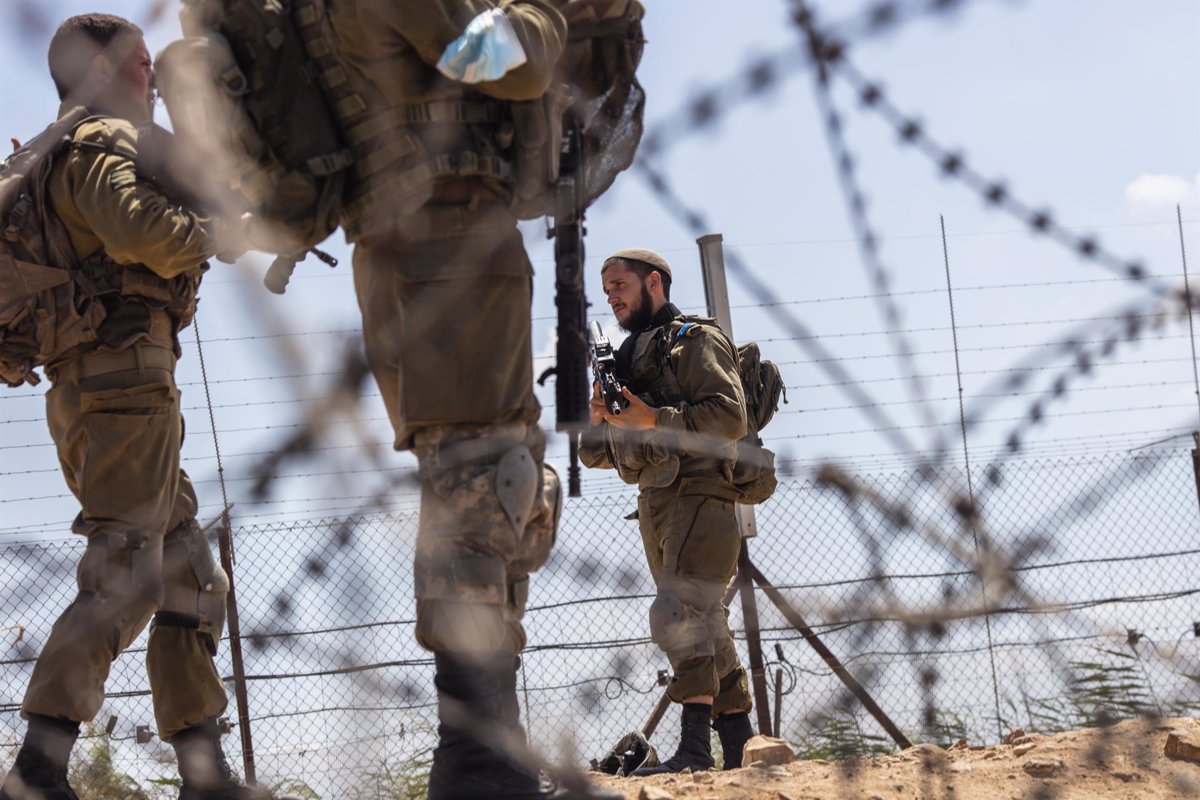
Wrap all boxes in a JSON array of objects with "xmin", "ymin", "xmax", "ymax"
[
  {"xmin": 171, "ymin": 718, "xmax": 272, "ymax": 800},
  {"xmin": 631, "ymin": 703, "xmax": 715, "ymax": 776},
  {"xmin": 426, "ymin": 653, "xmax": 622, "ymax": 800},
  {"xmin": 0, "ymin": 714, "xmax": 80, "ymax": 800},
  {"xmin": 713, "ymin": 711, "xmax": 754, "ymax": 769}
]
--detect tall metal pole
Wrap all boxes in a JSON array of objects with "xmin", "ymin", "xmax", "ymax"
[
  {"xmin": 217, "ymin": 518, "xmax": 257, "ymax": 784},
  {"xmin": 195, "ymin": 318, "xmax": 257, "ymax": 783},
  {"xmin": 1176, "ymin": 204, "xmax": 1200, "ymax": 514},
  {"xmin": 940, "ymin": 216, "xmax": 1002, "ymax": 740},
  {"xmin": 697, "ymin": 233, "xmax": 772, "ymax": 737}
]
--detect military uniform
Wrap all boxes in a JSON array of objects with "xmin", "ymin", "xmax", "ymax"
[
  {"xmin": 20, "ymin": 110, "xmax": 229, "ymax": 741},
  {"xmin": 326, "ymin": 0, "xmax": 566, "ymax": 657},
  {"xmin": 581, "ymin": 300, "xmax": 754, "ymax": 716},
  {"xmin": 322, "ymin": 4, "xmax": 618, "ymax": 799}
]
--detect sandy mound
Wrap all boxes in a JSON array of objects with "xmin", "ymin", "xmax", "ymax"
[{"xmin": 589, "ymin": 717, "xmax": 1200, "ymax": 799}]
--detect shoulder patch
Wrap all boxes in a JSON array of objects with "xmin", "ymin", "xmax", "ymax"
[
  {"xmin": 678, "ymin": 322, "xmax": 701, "ymax": 338},
  {"xmin": 71, "ymin": 118, "xmax": 139, "ymax": 160}
]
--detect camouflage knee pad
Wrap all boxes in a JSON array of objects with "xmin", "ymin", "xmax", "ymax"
[
  {"xmin": 155, "ymin": 519, "xmax": 229, "ymax": 653},
  {"xmin": 412, "ymin": 423, "xmax": 560, "ymax": 648}
]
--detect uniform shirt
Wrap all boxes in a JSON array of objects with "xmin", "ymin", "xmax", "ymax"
[
  {"xmin": 329, "ymin": 0, "xmax": 568, "ymax": 105},
  {"xmin": 47, "ymin": 109, "xmax": 218, "ymax": 278},
  {"xmin": 582, "ymin": 303, "xmax": 748, "ymax": 486}
]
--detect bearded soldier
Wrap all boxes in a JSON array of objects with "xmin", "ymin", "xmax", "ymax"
[
  {"xmin": 0, "ymin": 14, "xmax": 265, "ymax": 800},
  {"xmin": 581, "ymin": 249, "xmax": 757, "ymax": 773}
]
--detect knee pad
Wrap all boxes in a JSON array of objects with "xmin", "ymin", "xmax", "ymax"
[
  {"xmin": 156, "ymin": 520, "xmax": 229, "ymax": 652},
  {"xmin": 78, "ymin": 530, "xmax": 165, "ymax": 613},
  {"xmin": 648, "ymin": 594, "xmax": 714, "ymax": 661},
  {"xmin": 513, "ymin": 464, "xmax": 561, "ymax": 575},
  {"xmin": 496, "ymin": 445, "xmax": 539, "ymax": 535}
]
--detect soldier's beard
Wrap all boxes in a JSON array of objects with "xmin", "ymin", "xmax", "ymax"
[{"xmin": 619, "ymin": 284, "xmax": 656, "ymax": 333}]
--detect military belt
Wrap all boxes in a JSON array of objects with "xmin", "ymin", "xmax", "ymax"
[{"xmin": 49, "ymin": 343, "xmax": 175, "ymax": 383}]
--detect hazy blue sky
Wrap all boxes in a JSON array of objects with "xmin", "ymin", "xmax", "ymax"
[{"xmin": 1, "ymin": 0, "xmax": 1198, "ymax": 534}]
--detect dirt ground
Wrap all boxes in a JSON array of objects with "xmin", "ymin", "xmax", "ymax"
[{"xmin": 588, "ymin": 717, "xmax": 1200, "ymax": 800}]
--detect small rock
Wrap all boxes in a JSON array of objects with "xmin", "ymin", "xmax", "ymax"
[
  {"xmin": 1022, "ymin": 757, "xmax": 1065, "ymax": 777},
  {"xmin": 1113, "ymin": 771, "xmax": 1145, "ymax": 783},
  {"xmin": 692, "ymin": 772, "xmax": 713, "ymax": 784},
  {"xmin": 1012, "ymin": 734, "xmax": 1041, "ymax": 746},
  {"xmin": 950, "ymin": 762, "xmax": 973, "ymax": 773},
  {"xmin": 743, "ymin": 735, "xmax": 796, "ymax": 767},
  {"xmin": 949, "ymin": 738, "xmax": 969, "ymax": 751},
  {"xmin": 639, "ymin": 788, "xmax": 675, "ymax": 800},
  {"xmin": 747, "ymin": 760, "xmax": 765, "ymax": 769},
  {"xmin": 981, "ymin": 751, "xmax": 998, "ymax": 760},
  {"xmin": 1013, "ymin": 743, "xmax": 1038, "ymax": 757},
  {"xmin": 777, "ymin": 794, "xmax": 796, "ymax": 800},
  {"xmin": 1165, "ymin": 726, "xmax": 1200, "ymax": 764},
  {"xmin": 1002, "ymin": 727, "xmax": 1025, "ymax": 745},
  {"xmin": 892, "ymin": 785, "xmax": 905, "ymax": 791},
  {"xmin": 765, "ymin": 765, "xmax": 789, "ymax": 778}
]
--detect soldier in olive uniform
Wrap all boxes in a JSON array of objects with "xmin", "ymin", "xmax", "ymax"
[
  {"xmin": 320, "ymin": 3, "xmax": 619, "ymax": 798},
  {"xmin": 0, "ymin": 15, "xmax": 266, "ymax": 800},
  {"xmin": 581, "ymin": 249, "xmax": 757, "ymax": 773}
]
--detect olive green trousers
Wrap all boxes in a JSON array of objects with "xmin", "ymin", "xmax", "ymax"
[
  {"xmin": 22, "ymin": 343, "xmax": 228, "ymax": 740},
  {"xmin": 638, "ymin": 482, "xmax": 753, "ymax": 715}
]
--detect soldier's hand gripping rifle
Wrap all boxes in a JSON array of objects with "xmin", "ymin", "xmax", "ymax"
[
  {"xmin": 538, "ymin": 111, "xmax": 589, "ymax": 498},
  {"xmin": 589, "ymin": 320, "xmax": 624, "ymax": 416}
]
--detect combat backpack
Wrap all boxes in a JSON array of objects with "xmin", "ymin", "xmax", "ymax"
[
  {"xmin": 664, "ymin": 318, "xmax": 787, "ymax": 504},
  {"xmin": 154, "ymin": 0, "xmax": 645, "ymax": 259},
  {"xmin": 154, "ymin": 0, "xmax": 354, "ymax": 267},
  {"xmin": 0, "ymin": 108, "xmax": 107, "ymax": 388}
]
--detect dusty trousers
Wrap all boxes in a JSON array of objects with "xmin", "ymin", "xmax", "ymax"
[
  {"xmin": 352, "ymin": 208, "xmax": 557, "ymax": 656},
  {"xmin": 638, "ymin": 481, "xmax": 753, "ymax": 714},
  {"xmin": 21, "ymin": 343, "xmax": 228, "ymax": 740}
]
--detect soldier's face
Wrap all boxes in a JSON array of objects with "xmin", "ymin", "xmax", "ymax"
[
  {"xmin": 115, "ymin": 36, "xmax": 155, "ymax": 123},
  {"xmin": 100, "ymin": 34, "xmax": 154, "ymax": 124},
  {"xmin": 603, "ymin": 261, "xmax": 653, "ymax": 332}
]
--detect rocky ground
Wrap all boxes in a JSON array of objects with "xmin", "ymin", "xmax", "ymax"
[{"xmin": 587, "ymin": 717, "xmax": 1200, "ymax": 800}]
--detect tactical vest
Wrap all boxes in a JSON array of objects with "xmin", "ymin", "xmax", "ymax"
[
  {"xmin": 0, "ymin": 110, "xmax": 200, "ymax": 387},
  {"xmin": 155, "ymin": 0, "xmax": 645, "ymax": 248},
  {"xmin": 626, "ymin": 315, "xmax": 784, "ymax": 504}
]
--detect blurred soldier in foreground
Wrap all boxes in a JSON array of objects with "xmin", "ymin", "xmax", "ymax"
[
  {"xmin": 319, "ymin": 4, "xmax": 621, "ymax": 799},
  {"xmin": 0, "ymin": 14, "xmax": 263, "ymax": 800},
  {"xmin": 581, "ymin": 250, "xmax": 757, "ymax": 773}
]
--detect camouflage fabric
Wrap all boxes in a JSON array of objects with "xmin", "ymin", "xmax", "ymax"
[
  {"xmin": 337, "ymin": 0, "xmax": 569, "ymax": 658},
  {"xmin": 581, "ymin": 302, "xmax": 753, "ymax": 713}
]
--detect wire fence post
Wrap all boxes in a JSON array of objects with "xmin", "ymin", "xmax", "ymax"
[
  {"xmin": 1176, "ymin": 204, "xmax": 1200, "ymax": 517},
  {"xmin": 697, "ymin": 232, "xmax": 773, "ymax": 736},
  {"xmin": 940, "ymin": 215, "xmax": 1003, "ymax": 740},
  {"xmin": 194, "ymin": 318, "xmax": 257, "ymax": 783}
]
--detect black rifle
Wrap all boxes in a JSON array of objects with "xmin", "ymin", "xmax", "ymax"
[
  {"xmin": 589, "ymin": 320, "xmax": 623, "ymax": 416},
  {"xmin": 539, "ymin": 112, "xmax": 589, "ymax": 497}
]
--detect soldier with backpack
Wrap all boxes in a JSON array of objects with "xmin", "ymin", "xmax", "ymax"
[
  {"xmin": 0, "ymin": 13, "xmax": 271, "ymax": 800},
  {"xmin": 581, "ymin": 248, "xmax": 775, "ymax": 774},
  {"xmin": 152, "ymin": 0, "xmax": 642, "ymax": 794}
]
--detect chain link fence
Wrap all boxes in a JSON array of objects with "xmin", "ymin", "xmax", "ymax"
[{"xmin": 3, "ymin": 451, "xmax": 1200, "ymax": 797}]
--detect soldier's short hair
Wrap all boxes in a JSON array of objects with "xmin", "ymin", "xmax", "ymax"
[{"xmin": 48, "ymin": 14, "xmax": 143, "ymax": 101}]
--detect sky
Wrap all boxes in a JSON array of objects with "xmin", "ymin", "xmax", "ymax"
[{"xmin": 0, "ymin": 0, "xmax": 1198, "ymax": 536}]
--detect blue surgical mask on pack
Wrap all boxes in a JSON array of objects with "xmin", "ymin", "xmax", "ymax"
[{"xmin": 437, "ymin": 9, "xmax": 528, "ymax": 84}]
